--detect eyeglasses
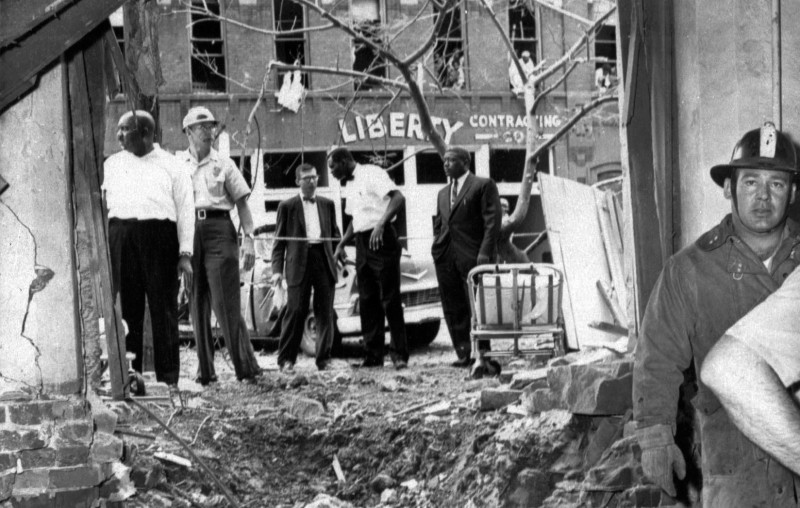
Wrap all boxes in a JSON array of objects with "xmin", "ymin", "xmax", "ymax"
[
  {"xmin": 191, "ymin": 123, "xmax": 216, "ymax": 132},
  {"xmin": 299, "ymin": 175, "xmax": 318, "ymax": 182}
]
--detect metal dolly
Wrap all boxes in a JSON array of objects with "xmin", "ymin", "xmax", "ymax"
[{"xmin": 467, "ymin": 263, "xmax": 566, "ymax": 379}]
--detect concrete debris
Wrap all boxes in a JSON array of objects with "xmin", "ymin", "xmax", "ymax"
[
  {"xmin": 546, "ymin": 359, "xmax": 633, "ymax": 415},
  {"xmin": 286, "ymin": 396, "xmax": 325, "ymax": 421},
  {"xmin": 422, "ymin": 401, "xmax": 451, "ymax": 416},
  {"xmin": 303, "ymin": 493, "xmax": 354, "ymax": 508},
  {"xmin": 479, "ymin": 388, "xmax": 523, "ymax": 411},
  {"xmin": 370, "ymin": 473, "xmax": 395, "ymax": 493},
  {"xmin": 380, "ymin": 487, "xmax": 397, "ymax": 503},
  {"xmin": 509, "ymin": 368, "xmax": 549, "ymax": 390}
]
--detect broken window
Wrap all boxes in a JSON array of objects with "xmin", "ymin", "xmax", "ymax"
[
  {"xmin": 433, "ymin": 3, "xmax": 464, "ymax": 90},
  {"xmin": 109, "ymin": 7, "xmax": 126, "ymax": 95},
  {"xmin": 351, "ymin": 0, "xmax": 386, "ymax": 91},
  {"xmin": 508, "ymin": 0, "xmax": 537, "ymax": 92},
  {"xmin": 415, "ymin": 150, "xmax": 473, "ymax": 185},
  {"xmin": 593, "ymin": 24, "xmax": 617, "ymax": 91},
  {"xmin": 489, "ymin": 148, "xmax": 549, "ymax": 183},
  {"xmin": 190, "ymin": 1, "xmax": 226, "ymax": 93},
  {"xmin": 508, "ymin": 0, "xmax": 537, "ymax": 59},
  {"xmin": 263, "ymin": 151, "xmax": 329, "ymax": 189},
  {"xmin": 274, "ymin": 0, "xmax": 309, "ymax": 88}
]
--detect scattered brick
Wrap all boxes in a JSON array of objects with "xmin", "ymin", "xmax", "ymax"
[
  {"xmin": 90, "ymin": 407, "xmax": 117, "ymax": 435},
  {"xmin": 53, "ymin": 486, "xmax": 99, "ymax": 507}
]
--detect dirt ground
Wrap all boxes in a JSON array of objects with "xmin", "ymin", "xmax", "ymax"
[{"xmin": 118, "ymin": 327, "xmax": 566, "ymax": 508}]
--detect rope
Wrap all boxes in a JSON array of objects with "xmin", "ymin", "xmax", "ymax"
[{"xmin": 252, "ymin": 231, "xmax": 545, "ymax": 243}]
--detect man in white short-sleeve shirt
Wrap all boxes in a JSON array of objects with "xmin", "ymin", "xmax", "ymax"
[
  {"xmin": 328, "ymin": 147, "xmax": 408, "ymax": 370},
  {"xmin": 103, "ymin": 110, "xmax": 195, "ymax": 387}
]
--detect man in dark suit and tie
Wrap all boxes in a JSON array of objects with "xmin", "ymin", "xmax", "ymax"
[
  {"xmin": 431, "ymin": 147, "xmax": 502, "ymax": 367},
  {"xmin": 271, "ymin": 163, "xmax": 341, "ymax": 371}
]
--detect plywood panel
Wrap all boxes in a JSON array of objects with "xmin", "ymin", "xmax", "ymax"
[{"xmin": 539, "ymin": 173, "xmax": 618, "ymax": 349}]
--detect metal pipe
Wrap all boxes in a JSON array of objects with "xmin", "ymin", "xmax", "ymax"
[{"xmin": 773, "ymin": 0, "xmax": 782, "ymax": 128}]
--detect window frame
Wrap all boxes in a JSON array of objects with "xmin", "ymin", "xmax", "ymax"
[
  {"xmin": 508, "ymin": 0, "xmax": 540, "ymax": 63},
  {"xmin": 432, "ymin": 1, "xmax": 467, "ymax": 90},
  {"xmin": 349, "ymin": 0, "xmax": 387, "ymax": 91},
  {"xmin": 189, "ymin": 0, "xmax": 228, "ymax": 93},
  {"xmin": 272, "ymin": 0, "xmax": 310, "ymax": 88}
]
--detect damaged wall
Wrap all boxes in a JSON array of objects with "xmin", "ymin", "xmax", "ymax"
[{"xmin": 0, "ymin": 63, "xmax": 81, "ymax": 395}]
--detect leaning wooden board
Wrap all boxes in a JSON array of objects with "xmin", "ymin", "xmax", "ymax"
[{"xmin": 538, "ymin": 173, "xmax": 619, "ymax": 349}]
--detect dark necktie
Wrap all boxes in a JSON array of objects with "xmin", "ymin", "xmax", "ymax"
[
  {"xmin": 303, "ymin": 196, "xmax": 316, "ymax": 204},
  {"xmin": 450, "ymin": 179, "xmax": 458, "ymax": 209}
]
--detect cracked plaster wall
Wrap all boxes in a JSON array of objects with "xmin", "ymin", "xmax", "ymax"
[{"xmin": 0, "ymin": 64, "xmax": 80, "ymax": 394}]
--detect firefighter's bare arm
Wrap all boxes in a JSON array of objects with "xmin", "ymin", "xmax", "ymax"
[{"xmin": 702, "ymin": 334, "xmax": 800, "ymax": 476}]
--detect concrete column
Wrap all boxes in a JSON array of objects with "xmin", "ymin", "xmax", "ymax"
[{"xmin": 0, "ymin": 64, "xmax": 80, "ymax": 394}]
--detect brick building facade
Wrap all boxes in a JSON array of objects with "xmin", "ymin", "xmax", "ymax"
[{"xmin": 106, "ymin": 0, "xmax": 619, "ymax": 260}]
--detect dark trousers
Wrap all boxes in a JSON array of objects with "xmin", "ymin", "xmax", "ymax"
[
  {"xmin": 355, "ymin": 224, "xmax": 408, "ymax": 364},
  {"xmin": 435, "ymin": 252, "xmax": 489, "ymax": 360},
  {"xmin": 277, "ymin": 244, "xmax": 335, "ymax": 367},
  {"xmin": 191, "ymin": 216, "xmax": 261, "ymax": 382},
  {"xmin": 109, "ymin": 219, "xmax": 181, "ymax": 384}
]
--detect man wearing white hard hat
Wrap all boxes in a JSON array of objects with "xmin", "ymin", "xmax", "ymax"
[{"xmin": 176, "ymin": 106, "xmax": 261, "ymax": 385}]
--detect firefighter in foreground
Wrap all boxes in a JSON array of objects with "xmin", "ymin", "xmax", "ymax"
[{"xmin": 633, "ymin": 122, "xmax": 800, "ymax": 506}]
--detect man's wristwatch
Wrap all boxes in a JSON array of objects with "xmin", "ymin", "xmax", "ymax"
[{"xmin": 179, "ymin": 251, "xmax": 192, "ymax": 258}]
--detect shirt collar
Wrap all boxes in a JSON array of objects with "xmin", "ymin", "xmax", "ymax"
[
  {"xmin": 453, "ymin": 171, "xmax": 469, "ymax": 188},
  {"xmin": 179, "ymin": 147, "xmax": 219, "ymax": 166},
  {"xmin": 299, "ymin": 192, "xmax": 316, "ymax": 202}
]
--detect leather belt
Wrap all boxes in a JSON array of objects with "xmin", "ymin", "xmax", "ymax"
[{"xmin": 196, "ymin": 209, "xmax": 230, "ymax": 220}]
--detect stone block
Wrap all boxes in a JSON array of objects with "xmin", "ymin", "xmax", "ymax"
[
  {"xmin": 0, "ymin": 454, "xmax": 15, "ymax": 471},
  {"xmin": 11, "ymin": 470, "xmax": 48, "ymax": 496},
  {"xmin": 0, "ymin": 470, "xmax": 14, "ymax": 501},
  {"xmin": 0, "ymin": 430, "xmax": 46, "ymax": 452},
  {"xmin": 480, "ymin": 388, "xmax": 523, "ymax": 411},
  {"xmin": 48, "ymin": 465, "xmax": 103, "ymax": 490},
  {"xmin": 53, "ymin": 486, "xmax": 99, "ymax": 507},
  {"xmin": 56, "ymin": 422, "xmax": 92, "ymax": 445},
  {"xmin": 521, "ymin": 388, "xmax": 567, "ymax": 414},
  {"xmin": 509, "ymin": 368, "xmax": 549, "ymax": 390},
  {"xmin": 508, "ymin": 468, "xmax": 552, "ymax": 507},
  {"xmin": 584, "ymin": 417, "xmax": 622, "ymax": 468},
  {"xmin": 17, "ymin": 449, "xmax": 56, "ymax": 470},
  {"xmin": 7, "ymin": 402, "xmax": 58, "ymax": 426},
  {"xmin": 582, "ymin": 436, "xmax": 643, "ymax": 492},
  {"xmin": 55, "ymin": 446, "xmax": 89, "ymax": 467},
  {"xmin": 547, "ymin": 360, "xmax": 632, "ymax": 415},
  {"xmin": 90, "ymin": 434, "xmax": 123, "ymax": 463}
]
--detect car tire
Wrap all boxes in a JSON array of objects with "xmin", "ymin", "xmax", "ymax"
[
  {"xmin": 406, "ymin": 320, "xmax": 441, "ymax": 349},
  {"xmin": 300, "ymin": 314, "xmax": 317, "ymax": 357},
  {"xmin": 300, "ymin": 311, "xmax": 343, "ymax": 357}
]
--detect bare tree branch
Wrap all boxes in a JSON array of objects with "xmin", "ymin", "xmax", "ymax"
[
  {"xmin": 177, "ymin": 1, "xmax": 336, "ymax": 36},
  {"xmin": 531, "ymin": 6, "xmax": 616, "ymax": 88}
]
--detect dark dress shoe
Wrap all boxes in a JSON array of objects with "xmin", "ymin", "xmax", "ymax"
[
  {"xmin": 393, "ymin": 360, "xmax": 408, "ymax": 371},
  {"xmin": 450, "ymin": 358, "xmax": 475, "ymax": 368},
  {"xmin": 194, "ymin": 375, "xmax": 218, "ymax": 386}
]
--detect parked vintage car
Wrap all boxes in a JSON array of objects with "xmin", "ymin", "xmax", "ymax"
[{"xmin": 181, "ymin": 237, "xmax": 444, "ymax": 357}]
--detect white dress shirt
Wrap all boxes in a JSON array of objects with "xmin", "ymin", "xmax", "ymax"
[
  {"xmin": 342, "ymin": 163, "xmax": 397, "ymax": 233},
  {"xmin": 102, "ymin": 144, "xmax": 196, "ymax": 254},
  {"xmin": 301, "ymin": 193, "xmax": 322, "ymax": 244}
]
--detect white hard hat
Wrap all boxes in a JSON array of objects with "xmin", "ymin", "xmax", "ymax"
[{"xmin": 182, "ymin": 106, "xmax": 217, "ymax": 130}]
